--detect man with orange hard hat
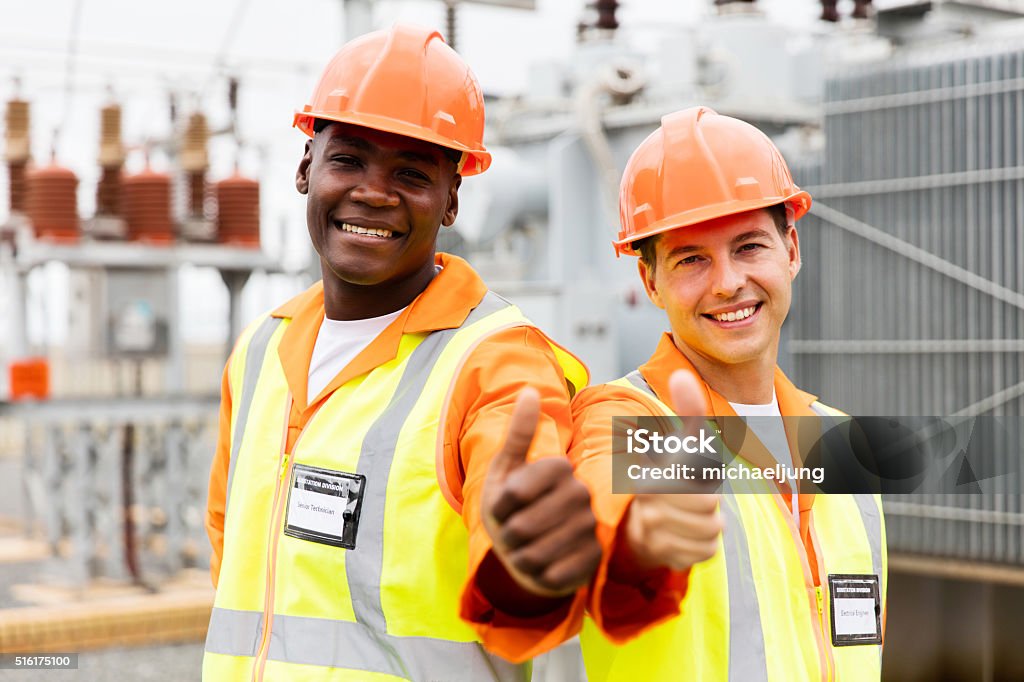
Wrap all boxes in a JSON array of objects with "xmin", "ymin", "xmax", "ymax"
[
  {"xmin": 203, "ymin": 24, "xmax": 611, "ymax": 681},
  {"xmin": 571, "ymin": 107, "xmax": 887, "ymax": 680}
]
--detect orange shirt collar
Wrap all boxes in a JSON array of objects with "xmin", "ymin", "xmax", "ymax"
[
  {"xmin": 638, "ymin": 332, "xmax": 820, "ymax": 513},
  {"xmin": 270, "ymin": 253, "xmax": 488, "ymax": 415},
  {"xmin": 637, "ymin": 332, "xmax": 818, "ymax": 417}
]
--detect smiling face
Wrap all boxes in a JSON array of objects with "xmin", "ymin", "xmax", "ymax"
[
  {"xmin": 295, "ymin": 122, "xmax": 461, "ymax": 319},
  {"xmin": 639, "ymin": 208, "xmax": 801, "ymax": 386}
]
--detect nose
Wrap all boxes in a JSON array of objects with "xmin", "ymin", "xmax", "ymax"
[
  {"xmin": 350, "ymin": 168, "xmax": 400, "ymax": 208},
  {"xmin": 710, "ymin": 257, "xmax": 746, "ymax": 299}
]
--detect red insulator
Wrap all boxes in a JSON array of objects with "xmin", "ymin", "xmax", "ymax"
[
  {"xmin": 25, "ymin": 164, "xmax": 79, "ymax": 243},
  {"xmin": 216, "ymin": 173, "xmax": 260, "ymax": 247},
  {"xmin": 122, "ymin": 169, "xmax": 175, "ymax": 244},
  {"xmin": 96, "ymin": 166, "xmax": 122, "ymax": 216},
  {"xmin": 8, "ymin": 161, "xmax": 29, "ymax": 213},
  {"xmin": 187, "ymin": 171, "xmax": 207, "ymax": 218}
]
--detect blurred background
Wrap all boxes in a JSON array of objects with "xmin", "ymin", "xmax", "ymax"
[{"xmin": 1, "ymin": 0, "xmax": 1023, "ymax": 679}]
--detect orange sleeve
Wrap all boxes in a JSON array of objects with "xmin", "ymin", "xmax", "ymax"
[
  {"xmin": 569, "ymin": 384, "xmax": 691, "ymax": 643},
  {"xmin": 447, "ymin": 326, "xmax": 587, "ymax": 663},
  {"xmin": 205, "ymin": 358, "xmax": 233, "ymax": 589}
]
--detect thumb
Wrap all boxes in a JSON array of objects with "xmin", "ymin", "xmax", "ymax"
[
  {"xmin": 669, "ymin": 370, "xmax": 709, "ymax": 432},
  {"xmin": 668, "ymin": 370, "xmax": 719, "ymax": 491},
  {"xmin": 488, "ymin": 387, "xmax": 541, "ymax": 482}
]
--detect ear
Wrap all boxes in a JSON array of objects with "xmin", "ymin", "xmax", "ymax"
[
  {"xmin": 295, "ymin": 140, "xmax": 313, "ymax": 195},
  {"xmin": 785, "ymin": 225, "xmax": 801, "ymax": 279},
  {"xmin": 441, "ymin": 174, "xmax": 462, "ymax": 227},
  {"xmin": 637, "ymin": 258, "xmax": 665, "ymax": 310}
]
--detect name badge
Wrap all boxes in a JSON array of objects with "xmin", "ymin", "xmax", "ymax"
[
  {"xmin": 283, "ymin": 463, "xmax": 366, "ymax": 550},
  {"xmin": 828, "ymin": 574, "xmax": 883, "ymax": 646}
]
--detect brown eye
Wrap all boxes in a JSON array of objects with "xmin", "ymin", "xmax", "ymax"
[
  {"xmin": 331, "ymin": 155, "xmax": 360, "ymax": 167},
  {"xmin": 400, "ymin": 169, "xmax": 430, "ymax": 182}
]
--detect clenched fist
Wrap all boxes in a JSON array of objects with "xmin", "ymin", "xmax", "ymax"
[
  {"xmin": 624, "ymin": 370, "xmax": 724, "ymax": 571},
  {"xmin": 481, "ymin": 388, "xmax": 602, "ymax": 597}
]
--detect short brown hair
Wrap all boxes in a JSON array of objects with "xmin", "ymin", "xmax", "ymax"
[{"xmin": 634, "ymin": 203, "xmax": 790, "ymax": 272}]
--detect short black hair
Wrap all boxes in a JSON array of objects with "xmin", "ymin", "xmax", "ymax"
[
  {"xmin": 311, "ymin": 118, "xmax": 463, "ymax": 167},
  {"xmin": 634, "ymin": 203, "xmax": 790, "ymax": 273}
]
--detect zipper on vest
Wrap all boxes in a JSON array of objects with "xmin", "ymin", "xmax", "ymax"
[
  {"xmin": 251, "ymin": 446, "xmax": 287, "ymax": 681},
  {"xmin": 253, "ymin": 396, "xmax": 318, "ymax": 682},
  {"xmin": 252, "ymin": 400, "xmax": 304, "ymax": 682},
  {"xmin": 784, "ymin": 495, "xmax": 834, "ymax": 682}
]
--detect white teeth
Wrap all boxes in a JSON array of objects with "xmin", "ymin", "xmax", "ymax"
[
  {"xmin": 340, "ymin": 222, "xmax": 393, "ymax": 239},
  {"xmin": 712, "ymin": 306, "xmax": 757, "ymax": 322}
]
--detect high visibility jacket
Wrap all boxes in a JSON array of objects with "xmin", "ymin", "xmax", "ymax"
[
  {"xmin": 578, "ymin": 367, "xmax": 887, "ymax": 682},
  {"xmin": 203, "ymin": 290, "xmax": 586, "ymax": 682}
]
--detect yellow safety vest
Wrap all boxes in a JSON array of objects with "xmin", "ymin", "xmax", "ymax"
[
  {"xmin": 203, "ymin": 292, "xmax": 587, "ymax": 682},
  {"xmin": 581, "ymin": 371, "xmax": 887, "ymax": 682}
]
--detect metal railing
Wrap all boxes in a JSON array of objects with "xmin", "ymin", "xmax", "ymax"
[{"xmin": 2, "ymin": 397, "xmax": 217, "ymax": 586}]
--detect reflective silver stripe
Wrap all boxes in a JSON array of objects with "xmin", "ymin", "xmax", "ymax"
[
  {"xmin": 721, "ymin": 493, "xmax": 769, "ymax": 682},
  {"xmin": 226, "ymin": 316, "xmax": 282, "ymax": 513},
  {"xmin": 625, "ymin": 368, "xmax": 769, "ymax": 677},
  {"xmin": 334, "ymin": 291, "xmax": 524, "ymax": 680},
  {"xmin": 347, "ymin": 291, "xmax": 512, "ymax": 632},
  {"xmin": 623, "ymin": 369, "xmax": 655, "ymax": 397},
  {"xmin": 851, "ymin": 495, "xmax": 883, "ymax": 591},
  {"xmin": 852, "ymin": 492, "xmax": 885, "ymax": 663},
  {"xmin": 346, "ymin": 329, "xmax": 454, "ymax": 633},
  {"xmin": 809, "ymin": 403, "xmax": 834, "ymax": 418},
  {"xmin": 204, "ymin": 606, "xmax": 263, "ymax": 657},
  {"xmin": 809, "ymin": 404, "xmax": 885, "ymax": 659},
  {"xmin": 266, "ymin": 612, "xmax": 529, "ymax": 682},
  {"xmin": 205, "ymin": 607, "xmax": 527, "ymax": 681}
]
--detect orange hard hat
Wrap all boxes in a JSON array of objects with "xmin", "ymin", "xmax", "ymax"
[
  {"xmin": 614, "ymin": 106, "xmax": 811, "ymax": 256},
  {"xmin": 293, "ymin": 24, "xmax": 491, "ymax": 176}
]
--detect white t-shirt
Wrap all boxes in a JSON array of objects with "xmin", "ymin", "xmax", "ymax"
[
  {"xmin": 728, "ymin": 391, "xmax": 800, "ymax": 523},
  {"xmin": 306, "ymin": 308, "xmax": 405, "ymax": 404}
]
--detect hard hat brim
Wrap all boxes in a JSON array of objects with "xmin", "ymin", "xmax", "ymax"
[
  {"xmin": 613, "ymin": 190, "xmax": 812, "ymax": 257},
  {"xmin": 293, "ymin": 110, "xmax": 492, "ymax": 176}
]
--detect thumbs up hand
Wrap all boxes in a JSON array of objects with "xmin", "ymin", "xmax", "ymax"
[
  {"xmin": 481, "ymin": 388, "xmax": 602, "ymax": 598},
  {"xmin": 622, "ymin": 371, "xmax": 723, "ymax": 571}
]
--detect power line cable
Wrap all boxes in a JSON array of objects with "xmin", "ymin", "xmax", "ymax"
[
  {"xmin": 57, "ymin": 0, "xmax": 86, "ymax": 157},
  {"xmin": 201, "ymin": 0, "xmax": 254, "ymax": 100}
]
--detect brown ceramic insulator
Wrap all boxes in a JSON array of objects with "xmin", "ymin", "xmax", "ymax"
[
  {"xmin": 122, "ymin": 169, "xmax": 175, "ymax": 244},
  {"xmin": 96, "ymin": 166, "xmax": 122, "ymax": 216},
  {"xmin": 593, "ymin": 0, "xmax": 619, "ymax": 30},
  {"xmin": 4, "ymin": 99, "xmax": 31, "ymax": 162},
  {"xmin": 8, "ymin": 161, "xmax": 29, "ymax": 213},
  {"xmin": 180, "ymin": 112, "xmax": 209, "ymax": 172},
  {"xmin": 25, "ymin": 164, "xmax": 80, "ymax": 243},
  {"xmin": 187, "ymin": 171, "xmax": 206, "ymax": 217},
  {"xmin": 98, "ymin": 103, "xmax": 125, "ymax": 167},
  {"xmin": 216, "ymin": 174, "xmax": 260, "ymax": 247}
]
